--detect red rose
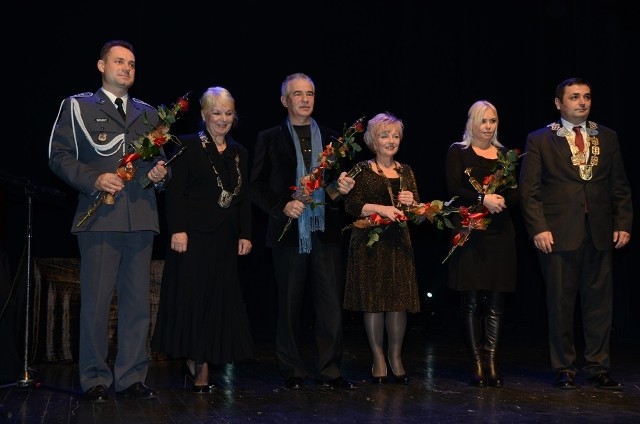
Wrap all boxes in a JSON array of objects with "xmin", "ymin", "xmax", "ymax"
[
  {"xmin": 153, "ymin": 136, "xmax": 167, "ymax": 147},
  {"xmin": 177, "ymin": 97, "xmax": 189, "ymax": 112}
]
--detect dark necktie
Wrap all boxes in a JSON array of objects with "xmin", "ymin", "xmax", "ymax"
[
  {"xmin": 115, "ymin": 97, "xmax": 126, "ymax": 121},
  {"xmin": 573, "ymin": 126, "xmax": 584, "ymax": 152}
]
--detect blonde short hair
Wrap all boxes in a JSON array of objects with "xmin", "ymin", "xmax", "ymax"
[{"xmin": 363, "ymin": 112, "xmax": 404, "ymax": 153}]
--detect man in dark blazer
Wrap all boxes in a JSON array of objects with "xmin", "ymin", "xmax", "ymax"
[
  {"xmin": 519, "ymin": 77, "xmax": 632, "ymax": 391},
  {"xmin": 48, "ymin": 40, "xmax": 168, "ymax": 403},
  {"xmin": 250, "ymin": 73, "xmax": 356, "ymax": 390}
]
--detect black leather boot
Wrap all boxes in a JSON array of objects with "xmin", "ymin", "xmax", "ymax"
[
  {"xmin": 462, "ymin": 291, "xmax": 486, "ymax": 387},
  {"xmin": 485, "ymin": 292, "xmax": 504, "ymax": 388}
]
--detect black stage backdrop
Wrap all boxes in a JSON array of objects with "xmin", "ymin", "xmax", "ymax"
[{"xmin": 1, "ymin": 1, "xmax": 638, "ymax": 359}]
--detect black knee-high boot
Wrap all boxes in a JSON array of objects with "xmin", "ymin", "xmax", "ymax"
[
  {"xmin": 462, "ymin": 290, "xmax": 486, "ymax": 387},
  {"xmin": 485, "ymin": 291, "xmax": 504, "ymax": 388}
]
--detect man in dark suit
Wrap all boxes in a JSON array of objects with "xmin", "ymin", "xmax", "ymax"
[
  {"xmin": 48, "ymin": 40, "xmax": 168, "ymax": 403},
  {"xmin": 519, "ymin": 77, "xmax": 632, "ymax": 391},
  {"xmin": 250, "ymin": 73, "xmax": 356, "ymax": 390}
]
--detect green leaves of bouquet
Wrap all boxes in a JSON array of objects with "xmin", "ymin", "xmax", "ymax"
[
  {"xmin": 328, "ymin": 117, "xmax": 365, "ymax": 166},
  {"xmin": 482, "ymin": 148, "xmax": 524, "ymax": 194},
  {"xmin": 131, "ymin": 93, "xmax": 190, "ymax": 161}
]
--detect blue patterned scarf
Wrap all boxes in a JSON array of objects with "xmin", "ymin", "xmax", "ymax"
[{"xmin": 287, "ymin": 118, "xmax": 325, "ymax": 253}]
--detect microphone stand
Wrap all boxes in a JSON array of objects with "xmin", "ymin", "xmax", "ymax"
[
  {"xmin": 16, "ymin": 183, "xmax": 34, "ymax": 387},
  {"xmin": 0, "ymin": 173, "xmax": 66, "ymax": 390}
]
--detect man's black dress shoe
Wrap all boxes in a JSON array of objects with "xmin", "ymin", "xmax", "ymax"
[
  {"xmin": 554, "ymin": 371, "xmax": 576, "ymax": 390},
  {"xmin": 588, "ymin": 373, "xmax": 623, "ymax": 390},
  {"xmin": 285, "ymin": 377, "xmax": 304, "ymax": 390},
  {"xmin": 117, "ymin": 382, "xmax": 157, "ymax": 399},
  {"xmin": 84, "ymin": 384, "xmax": 108, "ymax": 403},
  {"xmin": 317, "ymin": 376, "xmax": 357, "ymax": 390}
]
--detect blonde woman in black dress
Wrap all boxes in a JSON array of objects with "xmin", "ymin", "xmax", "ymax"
[
  {"xmin": 343, "ymin": 112, "xmax": 420, "ymax": 384},
  {"xmin": 152, "ymin": 87, "xmax": 254, "ymax": 393},
  {"xmin": 445, "ymin": 100, "xmax": 518, "ymax": 388}
]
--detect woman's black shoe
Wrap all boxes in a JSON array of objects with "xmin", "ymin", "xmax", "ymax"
[
  {"xmin": 185, "ymin": 359, "xmax": 196, "ymax": 377},
  {"xmin": 392, "ymin": 373, "xmax": 409, "ymax": 385},
  {"xmin": 183, "ymin": 367, "xmax": 195, "ymax": 389},
  {"xmin": 487, "ymin": 375, "xmax": 504, "ymax": 388},
  {"xmin": 192, "ymin": 383, "xmax": 217, "ymax": 393},
  {"xmin": 389, "ymin": 364, "xmax": 409, "ymax": 385},
  {"xmin": 470, "ymin": 358, "xmax": 487, "ymax": 387},
  {"xmin": 371, "ymin": 364, "xmax": 387, "ymax": 385},
  {"xmin": 285, "ymin": 377, "xmax": 304, "ymax": 390}
]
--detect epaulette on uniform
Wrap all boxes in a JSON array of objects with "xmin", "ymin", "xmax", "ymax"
[
  {"xmin": 132, "ymin": 98, "xmax": 154, "ymax": 108},
  {"xmin": 70, "ymin": 92, "xmax": 93, "ymax": 99}
]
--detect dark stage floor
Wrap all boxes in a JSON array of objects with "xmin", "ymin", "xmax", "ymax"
[{"xmin": 1, "ymin": 316, "xmax": 639, "ymax": 424}]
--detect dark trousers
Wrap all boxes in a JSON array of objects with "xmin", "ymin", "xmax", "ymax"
[
  {"xmin": 539, "ymin": 218, "xmax": 613, "ymax": 377},
  {"xmin": 77, "ymin": 231, "xmax": 154, "ymax": 391},
  {"xmin": 271, "ymin": 232, "xmax": 344, "ymax": 380}
]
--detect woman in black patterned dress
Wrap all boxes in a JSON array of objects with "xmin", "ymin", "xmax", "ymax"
[{"xmin": 343, "ymin": 112, "xmax": 420, "ymax": 385}]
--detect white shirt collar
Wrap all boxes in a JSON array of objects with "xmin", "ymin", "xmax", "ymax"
[
  {"xmin": 561, "ymin": 118, "xmax": 585, "ymax": 131},
  {"xmin": 101, "ymin": 88, "xmax": 128, "ymax": 111}
]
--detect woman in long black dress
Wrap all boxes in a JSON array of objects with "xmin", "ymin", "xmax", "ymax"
[
  {"xmin": 343, "ymin": 112, "xmax": 420, "ymax": 385},
  {"xmin": 445, "ymin": 100, "xmax": 518, "ymax": 388},
  {"xmin": 152, "ymin": 87, "xmax": 254, "ymax": 393}
]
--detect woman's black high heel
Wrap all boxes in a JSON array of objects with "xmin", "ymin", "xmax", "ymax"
[
  {"xmin": 184, "ymin": 360, "xmax": 218, "ymax": 393},
  {"xmin": 183, "ymin": 359, "xmax": 196, "ymax": 388},
  {"xmin": 370, "ymin": 365, "xmax": 388, "ymax": 384},
  {"xmin": 192, "ymin": 384, "xmax": 217, "ymax": 393},
  {"xmin": 391, "ymin": 372, "xmax": 410, "ymax": 385},
  {"xmin": 389, "ymin": 363, "xmax": 410, "ymax": 385},
  {"xmin": 186, "ymin": 359, "xmax": 196, "ymax": 377}
]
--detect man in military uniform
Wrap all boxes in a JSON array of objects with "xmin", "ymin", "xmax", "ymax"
[{"xmin": 48, "ymin": 40, "xmax": 168, "ymax": 403}]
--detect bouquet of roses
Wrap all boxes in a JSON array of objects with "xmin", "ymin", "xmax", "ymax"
[
  {"xmin": 345, "ymin": 197, "xmax": 460, "ymax": 248},
  {"xmin": 77, "ymin": 92, "xmax": 190, "ymax": 227},
  {"xmin": 440, "ymin": 206, "xmax": 491, "ymax": 263},
  {"xmin": 441, "ymin": 148, "xmax": 524, "ymax": 263},
  {"xmin": 277, "ymin": 116, "xmax": 366, "ymax": 241},
  {"xmin": 472, "ymin": 148, "xmax": 524, "ymax": 195}
]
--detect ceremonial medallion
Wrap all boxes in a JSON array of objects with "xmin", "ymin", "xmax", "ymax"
[
  {"xmin": 579, "ymin": 165, "xmax": 593, "ymax": 180},
  {"xmin": 218, "ymin": 190, "xmax": 233, "ymax": 208},
  {"xmin": 554, "ymin": 121, "xmax": 601, "ymax": 179}
]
